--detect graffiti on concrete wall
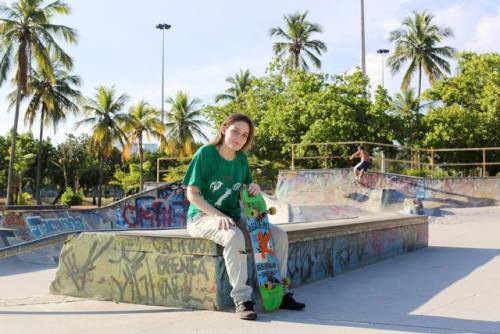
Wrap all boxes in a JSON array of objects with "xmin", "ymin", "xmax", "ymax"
[
  {"xmin": 0, "ymin": 181, "xmax": 190, "ymax": 251},
  {"xmin": 112, "ymin": 183, "xmax": 189, "ymax": 229},
  {"xmin": 277, "ymin": 169, "xmax": 500, "ymax": 213},
  {"xmin": 51, "ymin": 234, "xmax": 220, "ymax": 310},
  {"xmin": 157, "ymin": 183, "xmax": 189, "ymax": 227},
  {"xmin": 24, "ymin": 212, "xmax": 88, "ymax": 239},
  {"xmin": 287, "ymin": 222, "xmax": 427, "ymax": 287}
]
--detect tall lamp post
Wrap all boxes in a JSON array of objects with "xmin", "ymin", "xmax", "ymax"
[
  {"xmin": 376, "ymin": 48, "xmax": 389, "ymax": 88},
  {"xmin": 156, "ymin": 23, "xmax": 171, "ymax": 124},
  {"xmin": 360, "ymin": 0, "xmax": 366, "ymax": 74}
]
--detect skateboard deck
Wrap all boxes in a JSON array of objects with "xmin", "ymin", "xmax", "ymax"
[{"xmin": 240, "ymin": 187, "xmax": 284, "ymax": 311}]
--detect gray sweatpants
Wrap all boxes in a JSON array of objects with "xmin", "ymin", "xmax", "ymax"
[{"xmin": 187, "ymin": 213, "xmax": 289, "ymax": 305}]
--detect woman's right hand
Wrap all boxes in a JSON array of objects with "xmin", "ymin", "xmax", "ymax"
[{"xmin": 215, "ymin": 215, "xmax": 235, "ymax": 230}]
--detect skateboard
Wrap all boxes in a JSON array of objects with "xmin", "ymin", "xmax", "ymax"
[{"xmin": 240, "ymin": 187, "xmax": 285, "ymax": 311}]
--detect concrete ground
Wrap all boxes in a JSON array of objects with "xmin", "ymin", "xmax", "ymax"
[{"xmin": 1, "ymin": 206, "xmax": 499, "ymax": 334}]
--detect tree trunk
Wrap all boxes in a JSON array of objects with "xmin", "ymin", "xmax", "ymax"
[
  {"xmin": 18, "ymin": 171, "xmax": 23, "ymax": 204},
  {"xmin": 6, "ymin": 89, "xmax": 23, "ymax": 206},
  {"xmin": 63, "ymin": 165, "xmax": 69, "ymax": 190},
  {"xmin": 139, "ymin": 134, "xmax": 144, "ymax": 192},
  {"xmin": 35, "ymin": 108, "xmax": 45, "ymax": 205},
  {"xmin": 416, "ymin": 63, "xmax": 422, "ymax": 124},
  {"xmin": 98, "ymin": 153, "xmax": 104, "ymax": 207}
]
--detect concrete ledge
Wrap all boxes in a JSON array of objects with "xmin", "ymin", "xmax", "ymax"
[{"xmin": 50, "ymin": 214, "xmax": 428, "ymax": 310}]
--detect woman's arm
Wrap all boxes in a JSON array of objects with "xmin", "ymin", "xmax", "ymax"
[{"xmin": 186, "ymin": 185, "xmax": 235, "ymax": 230}]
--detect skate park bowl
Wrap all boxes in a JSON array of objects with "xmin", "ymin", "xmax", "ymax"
[
  {"xmin": 265, "ymin": 168, "xmax": 500, "ymax": 223},
  {"xmin": 2, "ymin": 168, "xmax": 499, "ymax": 310}
]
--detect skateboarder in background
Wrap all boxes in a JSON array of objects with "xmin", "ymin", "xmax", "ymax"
[
  {"xmin": 349, "ymin": 145, "xmax": 372, "ymax": 184},
  {"xmin": 182, "ymin": 113, "xmax": 305, "ymax": 321}
]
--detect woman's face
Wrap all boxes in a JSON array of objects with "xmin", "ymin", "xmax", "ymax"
[{"xmin": 222, "ymin": 121, "xmax": 250, "ymax": 151}]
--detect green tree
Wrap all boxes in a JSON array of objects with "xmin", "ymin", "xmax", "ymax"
[
  {"xmin": 0, "ymin": 135, "xmax": 9, "ymax": 191},
  {"xmin": 53, "ymin": 134, "xmax": 89, "ymax": 191},
  {"xmin": 165, "ymin": 91, "xmax": 210, "ymax": 157},
  {"xmin": 269, "ymin": 11, "xmax": 327, "ymax": 71},
  {"xmin": 76, "ymin": 85, "xmax": 129, "ymax": 207},
  {"xmin": 0, "ymin": 0, "xmax": 77, "ymax": 205},
  {"xmin": 205, "ymin": 64, "xmax": 397, "ymax": 173},
  {"xmin": 113, "ymin": 161, "xmax": 152, "ymax": 195},
  {"xmin": 387, "ymin": 10, "xmax": 455, "ymax": 120},
  {"xmin": 422, "ymin": 52, "xmax": 500, "ymax": 175},
  {"xmin": 3, "ymin": 133, "xmax": 38, "ymax": 204},
  {"xmin": 215, "ymin": 69, "xmax": 253, "ymax": 103},
  {"xmin": 391, "ymin": 88, "xmax": 420, "ymax": 144},
  {"xmin": 9, "ymin": 64, "xmax": 81, "ymax": 203},
  {"xmin": 121, "ymin": 100, "xmax": 165, "ymax": 191},
  {"xmin": 424, "ymin": 52, "xmax": 500, "ymax": 116}
]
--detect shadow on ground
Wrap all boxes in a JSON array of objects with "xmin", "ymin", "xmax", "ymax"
[{"xmin": 263, "ymin": 246, "xmax": 500, "ymax": 333}]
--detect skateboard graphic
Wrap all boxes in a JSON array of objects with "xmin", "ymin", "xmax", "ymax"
[{"xmin": 240, "ymin": 187, "xmax": 285, "ymax": 311}]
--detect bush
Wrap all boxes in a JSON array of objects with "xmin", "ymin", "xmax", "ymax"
[
  {"xmin": 18, "ymin": 192, "xmax": 32, "ymax": 205},
  {"xmin": 60, "ymin": 187, "xmax": 84, "ymax": 206},
  {"xmin": 402, "ymin": 168, "xmax": 428, "ymax": 177}
]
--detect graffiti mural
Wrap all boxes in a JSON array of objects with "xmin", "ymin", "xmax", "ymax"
[
  {"xmin": 24, "ymin": 212, "xmax": 88, "ymax": 239},
  {"xmin": 276, "ymin": 169, "xmax": 500, "ymax": 214},
  {"xmin": 157, "ymin": 183, "xmax": 189, "ymax": 227},
  {"xmin": 0, "ymin": 181, "xmax": 190, "ymax": 250},
  {"xmin": 112, "ymin": 183, "xmax": 188, "ymax": 229},
  {"xmin": 287, "ymin": 222, "xmax": 427, "ymax": 287},
  {"xmin": 50, "ymin": 233, "xmax": 222, "ymax": 310}
]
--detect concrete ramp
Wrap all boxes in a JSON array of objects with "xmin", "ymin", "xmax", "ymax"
[
  {"xmin": 2, "ymin": 169, "xmax": 499, "ymax": 261},
  {"xmin": 275, "ymin": 169, "xmax": 500, "ymax": 215},
  {"xmin": 0, "ymin": 182, "xmax": 189, "ymax": 261},
  {"xmin": 262, "ymin": 193, "xmax": 360, "ymax": 223}
]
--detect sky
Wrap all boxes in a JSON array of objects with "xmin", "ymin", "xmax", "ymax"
[{"xmin": 0, "ymin": 0, "xmax": 499, "ymax": 144}]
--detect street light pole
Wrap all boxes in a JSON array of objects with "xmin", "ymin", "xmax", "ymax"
[
  {"xmin": 360, "ymin": 0, "xmax": 366, "ymax": 75},
  {"xmin": 156, "ymin": 23, "xmax": 171, "ymax": 124},
  {"xmin": 376, "ymin": 48, "xmax": 389, "ymax": 88}
]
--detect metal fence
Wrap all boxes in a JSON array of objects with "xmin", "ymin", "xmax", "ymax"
[{"xmin": 291, "ymin": 141, "xmax": 500, "ymax": 177}]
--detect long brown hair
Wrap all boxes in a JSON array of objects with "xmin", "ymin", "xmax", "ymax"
[{"xmin": 210, "ymin": 113, "xmax": 255, "ymax": 152}]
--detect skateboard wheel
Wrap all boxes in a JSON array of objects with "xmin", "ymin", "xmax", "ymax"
[
  {"xmin": 250, "ymin": 209, "xmax": 259, "ymax": 218},
  {"xmin": 264, "ymin": 281, "xmax": 274, "ymax": 290},
  {"xmin": 267, "ymin": 207, "xmax": 276, "ymax": 215}
]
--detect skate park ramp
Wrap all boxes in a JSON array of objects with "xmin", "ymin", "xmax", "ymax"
[
  {"xmin": 0, "ymin": 182, "xmax": 189, "ymax": 260},
  {"xmin": 1, "ymin": 169, "xmax": 499, "ymax": 258},
  {"xmin": 268, "ymin": 168, "xmax": 500, "ymax": 223}
]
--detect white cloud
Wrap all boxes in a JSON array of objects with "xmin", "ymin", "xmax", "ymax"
[{"xmin": 466, "ymin": 8, "xmax": 500, "ymax": 52}]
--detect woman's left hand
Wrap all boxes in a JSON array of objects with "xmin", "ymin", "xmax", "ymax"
[{"xmin": 248, "ymin": 183, "xmax": 261, "ymax": 196}]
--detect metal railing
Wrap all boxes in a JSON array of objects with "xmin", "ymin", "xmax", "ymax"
[{"xmin": 291, "ymin": 141, "xmax": 500, "ymax": 177}]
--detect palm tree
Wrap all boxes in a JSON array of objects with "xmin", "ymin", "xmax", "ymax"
[
  {"xmin": 0, "ymin": 0, "xmax": 77, "ymax": 205},
  {"xmin": 392, "ymin": 88, "xmax": 434, "ymax": 144},
  {"xmin": 8, "ymin": 64, "xmax": 81, "ymax": 204},
  {"xmin": 269, "ymin": 11, "xmax": 327, "ymax": 71},
  {"xmin": 165, "ymin": 91, "xmax": 210, "ymax": 157},
  {"xmin": 393, "ymin": 88, "xmax": 419, "ymax": 118},
  {"xmin": 76, "ymin": 86, "xmax": 129, "ymax": 207},
  {"xmin": 387, "ymin": 10, "xmax": 455, "ymax": 120},
  {"xmin": 215, "ymin": 69, "xmax": 253, "ymax": 103},
  {"xmin": 121, "ymin": 101, "xmax": 165, "ymax": 191}
]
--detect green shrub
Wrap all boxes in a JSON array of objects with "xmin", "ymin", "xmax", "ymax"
[
  {"xmin": 18, "ymin": 192, "xmax": 32, "ymax": 205},
  {"xmin": 402, "ymin": 168, "xmax": 428, "ymax": 177},
  {"xmin": 60, "ymin": 187, "xmax": 84, "ymax": 206}
]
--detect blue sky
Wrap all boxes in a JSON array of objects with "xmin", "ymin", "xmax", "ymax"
[{"xmin": 0, "ymin": 0, "xmax": 499, "ymax": 144}]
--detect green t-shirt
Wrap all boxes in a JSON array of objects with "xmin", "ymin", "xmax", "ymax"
[{"xmin": 182, "ymin": 144, "xmax": 253, "ymax": 221}]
